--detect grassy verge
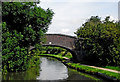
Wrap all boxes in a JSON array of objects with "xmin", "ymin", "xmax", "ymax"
[
  {"xmin": 66, "ymin": 63, "xmax": 120, "ymax": 80},
  {"xmin": 68, "ymin": 68, "xmax": 100, "ymax": 81},
  {"xmin": 80, "ymin": 61, "xmax": 120, "ymax": 71},
  {"xmin": 102, "ymin": 66, "xmax": 120, "ymax": 71}
]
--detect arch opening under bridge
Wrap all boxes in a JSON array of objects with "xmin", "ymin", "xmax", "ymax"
[
  {"xmin": 42, "ymin": 44, "xmax": 77, "ymax": 60},
  {"xmin": 43, "ymin": 34, "xmax": 80, "ymax": 62},
  {"xmin": 30, "ymin": 34, "xmax": 84, "ymax": 62}
]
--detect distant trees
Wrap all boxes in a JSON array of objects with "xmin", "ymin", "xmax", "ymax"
[
  {"xmin": 2, "ymin": 2, "xmax": 54, "ymax": 72},
  {"xmin": 75, "ymin": 16, "xmax": 120, "ymax": 66}
]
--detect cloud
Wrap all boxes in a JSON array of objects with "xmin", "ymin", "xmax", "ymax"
[
  {"xmin": 41, "ymin": 0, "xmax": 119, "ymax": 2},
  {"xmin": 100, "ymin": 15, "xmax": 118, "ymax": 22},
  {"xmin": 108, "ymin": 15, "xmax": 118, "ymax": 21},
  {"xmin": 39, "ymin": 1, "xmax": 118, "ymax": 36},
  {"xmin": 61, "ymin": 28, "xmax": 70, "ymax": 33}
]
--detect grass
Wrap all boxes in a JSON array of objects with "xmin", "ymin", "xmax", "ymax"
[
  {"xmin": 68, "ymin": 68, "xmax": 100, "ymax": 81},
  {"xmin": 64, "ymin": 52, "xmax": 72, "ymax": 58},
  {"xmin": 67, "ymin": 63, "xmax": 120, "ymax": 80},
  {"xmin": 102, "ymin": 66, "xmax": 120, "ymax": 71}
]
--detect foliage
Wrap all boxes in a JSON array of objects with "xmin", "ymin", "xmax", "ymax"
[
  {"xmin": 34, "ymin": 46, "xmax": 72, "ymax": 60},
  {"xmin": 2, "ymin": 2, "xmax": 54, "ymax": 72},
  {"xmin": 75, "ymin": 16, "xmax": 120, "ymax": 66},
  {"xmin": 39, "ymin": 54, "xmax": 65, "ymax": 60},
  {"xmin": 40, "ymin": 46, "xmax": 72, "ymax": 58},
  {"xmin": 2, "ymin": 22, "xmax": 28, "ymax": 72},
  {"xmin": 2, "ymin": 2, "xmax": 54, "ymax": 49},
  {"xmin": 64, "ymin": 52, "xmax": 72, "ymax": 58}
]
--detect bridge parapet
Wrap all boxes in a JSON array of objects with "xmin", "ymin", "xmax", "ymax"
[{"xmin": 44, "ymin": 34, "xmax": 77, "ymax": 49}]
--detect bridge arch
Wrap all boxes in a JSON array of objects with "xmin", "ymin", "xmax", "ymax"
[
  {"xmin": 43, "ymin": 34, "xmax": 79, "ymax": 61},
  {"xmin": 42, "ymin": 44, "xmax": 77, "ymax": 60},
  {"xmin": 30, "ymin": 34, "xmax": 83, "ymax": 62}
]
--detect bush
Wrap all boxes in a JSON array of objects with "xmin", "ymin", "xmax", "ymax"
[{"xmin": 2, "ymin": 22, "xmax": 29, "ymax": 72}]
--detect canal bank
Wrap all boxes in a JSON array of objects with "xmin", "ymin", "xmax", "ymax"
[{"xmin": 39, "ymin": 54, "xmax": 120, "ymax": 82}]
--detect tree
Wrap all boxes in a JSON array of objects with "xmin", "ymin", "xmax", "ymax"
[
  {"xmin": 2, "ymin": 2, "xmax": 54, "ymax": 50},
  {"xmin": 75, "ymin": 16, "xmax": 120, "ymax": 66},
  {"xmin": 2, "ymin": 2, "xmax": 54, "ymax": 72}
]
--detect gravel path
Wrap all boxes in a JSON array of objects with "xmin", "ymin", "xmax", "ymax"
[{"xmin": 88, "ymin": 66, "xmax": 120, "ymax": 73}]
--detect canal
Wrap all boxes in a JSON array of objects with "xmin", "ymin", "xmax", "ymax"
[{"xmin": 2, "ymin": 57, "xmax": 103, "ymax": 81}]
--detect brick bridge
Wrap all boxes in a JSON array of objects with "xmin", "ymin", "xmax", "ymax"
[
  {"xmin": 43, "ymin": 34, "xmax": 84, "ymax": 62},
  {"xmin": 44, "ymin": 34, "xmax": 76, "ymax": 49}
]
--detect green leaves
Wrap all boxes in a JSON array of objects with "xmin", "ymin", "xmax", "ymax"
[
  {"xmin": 75, "ymin": 16, "xmax": 120, "ymax": 66},
  {"xmin": 2, "ymin": 2, "xmax": 54, "ymax": 72},
  {"xmin": 2, "ymin": 2, "xmax": 54, "ymax": 48}
]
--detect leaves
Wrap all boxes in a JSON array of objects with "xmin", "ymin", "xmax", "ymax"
[
  {"xmin": 2, "ymin": 2, "xmax": 54, "ymax": 72},
  {"xmin": 75, "ymin": 16, "xmax": 120, "ymax": 66}
]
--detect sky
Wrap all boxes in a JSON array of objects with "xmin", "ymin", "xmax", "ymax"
[{"xmin": 37, "ymin": 0, "xmax": 119, "ymax": 36}]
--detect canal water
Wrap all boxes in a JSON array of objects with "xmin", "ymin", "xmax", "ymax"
[{"xmin": 2, "ymin": 57, "xmax": 101, "ymax": 81}]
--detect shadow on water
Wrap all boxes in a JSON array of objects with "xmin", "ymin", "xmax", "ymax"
[{"xmin": 2, "ymin": 56, "xmax": 103, "ymax": 81}]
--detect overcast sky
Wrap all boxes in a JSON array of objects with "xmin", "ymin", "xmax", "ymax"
[{"xmin": 37, "ymin": 0, "xmax": 119, "ymax": 36}]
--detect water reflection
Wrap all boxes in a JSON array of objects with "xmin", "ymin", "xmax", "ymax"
[
  {"xmin": 37, "ymin": 57, "xmax": 98, "ymax": 81},
  {"xmin": 2, "ymin": 67, "xmax": 40, "ymax": 80},
  {"xmin": 37, "ymin": 57, "xmax": 68, "ymax": 80}
]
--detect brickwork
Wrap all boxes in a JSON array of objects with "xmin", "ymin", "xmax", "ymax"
[{"xmin": 45, "ymin": 34, "xmax": 76, "ymax": 49}]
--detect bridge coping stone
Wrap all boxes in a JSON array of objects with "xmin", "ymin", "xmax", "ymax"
[{"xmin": 45, "ymin": 34, "xmax": 77, "ymax": 39}]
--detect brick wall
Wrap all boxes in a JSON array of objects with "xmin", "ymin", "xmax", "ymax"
[{"xmin": 45, "ymin": 34, "xmax": 76, "ymax": 49}]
